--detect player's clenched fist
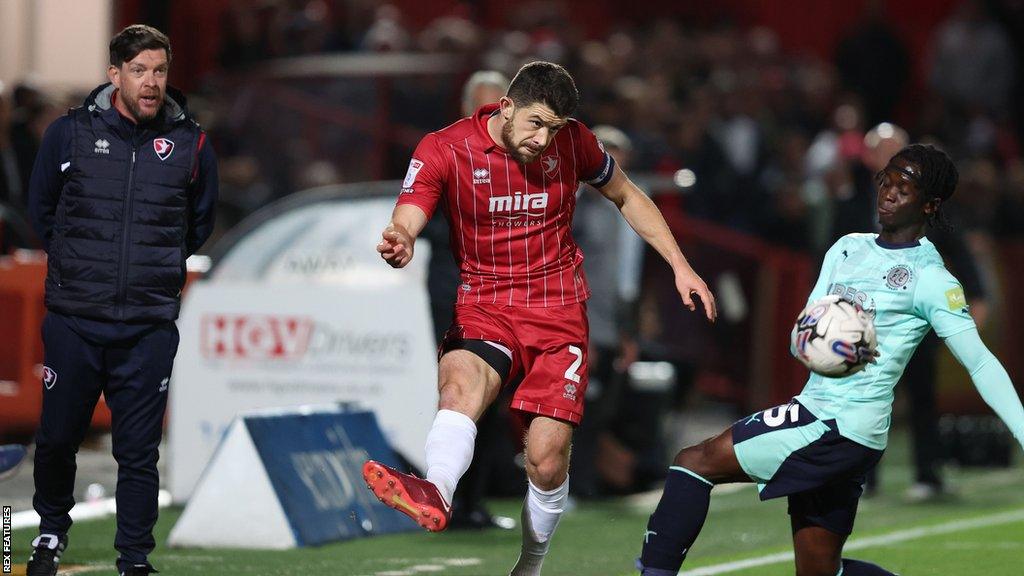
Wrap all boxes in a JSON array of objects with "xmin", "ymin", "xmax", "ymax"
[{"xmin": 377, "ymin": 224, "xmax": 414, "ymax": 268}]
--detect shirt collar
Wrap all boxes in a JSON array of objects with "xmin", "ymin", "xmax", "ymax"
[
  {"xmin": 874, "ymin": 235, "xmax": 921, "ymax": 250},
  {"xmin": 472, "ymin": 103, "xmax": 504, "ymax": 153}
]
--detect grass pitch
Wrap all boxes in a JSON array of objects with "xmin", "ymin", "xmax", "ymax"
[{"xmin": 8, "ymin": 431, "xmax": 1024, "ymax": 575}]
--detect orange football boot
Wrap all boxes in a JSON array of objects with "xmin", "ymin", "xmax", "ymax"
[{"xmin": 362, "ymin": 460, "xmax": 451, "ymax": 532}]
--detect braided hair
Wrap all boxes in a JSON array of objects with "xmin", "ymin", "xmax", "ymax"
[{"xmin": 888, "ymin": 144, "xmax": 959, "ymax": 230}]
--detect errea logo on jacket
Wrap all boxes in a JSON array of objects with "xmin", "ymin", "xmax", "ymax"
[{"xmin": 94, "ymin": 139, "xmax": 110, "ymax": 154}]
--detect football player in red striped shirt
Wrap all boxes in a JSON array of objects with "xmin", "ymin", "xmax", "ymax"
[{"xmin": 364, "ymin": 61, "xmax": 716, "ymax": 575}]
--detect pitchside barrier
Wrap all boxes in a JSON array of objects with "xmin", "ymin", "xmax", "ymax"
[{"xmin": 168, "ymin": 405, "xmax": 417, "ymax": 549}]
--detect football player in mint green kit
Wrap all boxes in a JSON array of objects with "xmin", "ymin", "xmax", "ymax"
[{"xmin": 636, "ymin": 144, "xmax": 1024, "ymax": 576}]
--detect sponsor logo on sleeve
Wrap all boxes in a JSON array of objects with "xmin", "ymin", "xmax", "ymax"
[
  {"xmin": 945, "ymin": 286, "xmax": 967, "ymax": 310},
  {"xmin": 403, "ymin": 159, "xmax": 424, "ymax": 188}
]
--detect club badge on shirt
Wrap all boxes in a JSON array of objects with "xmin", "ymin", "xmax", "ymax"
[
  {"xmin": 542, "ymin": 156, "xmax": 559, "ymax": 176},
  {"xmin": 42, "ymin": 366, "xmax": 58, "ymax": 390},
  {"xmin": 884, "ymin": 265, "xmax": 913, "ymax": 290},
  {"xmin": 154, "ymin": 138, "xmax": 174, "ymax": 161}
]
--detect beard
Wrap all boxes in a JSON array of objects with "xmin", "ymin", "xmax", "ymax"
[
  {"xmin": 124, "ymin": 90, "xmax": 163, "ymax": 123},
  {"xmin": 501, "ymin": 118, "xmax": 543, "ymax": 164}
]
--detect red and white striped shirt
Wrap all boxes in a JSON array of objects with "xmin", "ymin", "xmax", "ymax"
[{"xmin": 397, "ymin": 104, "xmax": 615, "ymax": 308}]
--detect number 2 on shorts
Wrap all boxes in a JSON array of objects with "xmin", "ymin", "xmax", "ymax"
[{"xmin": 564, "ymin": 345, "xmax": 583, "ymax": 383}]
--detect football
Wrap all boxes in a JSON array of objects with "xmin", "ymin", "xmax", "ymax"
[{"xmin": 792, "ymin": 294, "xmax": 877, "ymax": 377}]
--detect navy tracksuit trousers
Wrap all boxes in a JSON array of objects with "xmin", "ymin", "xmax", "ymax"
[{"xmin": 33, "ymin": 312, "xmax": 179, "ymax": 569}]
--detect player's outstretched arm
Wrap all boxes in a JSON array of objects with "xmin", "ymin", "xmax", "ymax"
[
  {"xmin": 945, "ymin": 328, "xmax": 1024, "ymax": 449},
  {"xmin": 377, "ymin": 204, "xmax": 429, "ymax": 268},
  {"xmin": 596, "ymin": 168, "xmax": 717, "ymax": 322}
]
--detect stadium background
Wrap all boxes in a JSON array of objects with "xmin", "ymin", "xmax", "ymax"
[{"xmin": 2, "ymin": 1, "xmax": 1024, "ymax": 575}]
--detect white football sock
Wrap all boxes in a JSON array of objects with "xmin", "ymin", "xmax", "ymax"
[
  {"xmin": 424, "ymin": 409, "xmax": 477, "ymax": 505},
  {"xmin": 509, "ymin": 477, "xmax": 569, "ymax": 576}
]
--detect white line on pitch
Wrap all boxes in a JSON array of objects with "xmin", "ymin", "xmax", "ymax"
[
  {"xmin": 9, "ymin": 490, "xmax": 172, "ymax": 531},
  {"xmin": 367, "ymin": 558, "xmax": 483, "ymax": 576},
  {"xmin": 679, "ymin": 508, "xmax": 1024, "ymax": 575}
]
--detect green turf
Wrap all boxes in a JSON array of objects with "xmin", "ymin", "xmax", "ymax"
[
  {"xmin": 9, "ymin": 431, "xmax": 1024, "ymax": 575},
  {"xmin": 845, "ymin": 521, "xmax": 1024, "ymax": 576}
]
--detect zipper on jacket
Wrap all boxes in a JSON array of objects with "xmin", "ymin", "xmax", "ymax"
[{"xmin": 117, "ymin": 136, "xmax": 138, "ymax": 320}]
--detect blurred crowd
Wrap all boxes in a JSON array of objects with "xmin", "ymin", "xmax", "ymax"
[
  {"xmin": 3, "ymin": 0, "xmax": 1023, "ymax": 256},
  {"xmin": 0, "ymin": 81, "xmax": 69, "ymax": 250},
  {"xmin": 204, "ymin": 0, "xmax": 1024, "ymax": 255}
]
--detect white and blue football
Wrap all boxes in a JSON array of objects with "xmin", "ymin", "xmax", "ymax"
[{"xmin": 792, "ymin": 295, "xmax": 877, "ymax": 377}]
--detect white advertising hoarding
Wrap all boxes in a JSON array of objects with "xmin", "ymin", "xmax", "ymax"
[
  {"xmin": 168, "ymin": 282, "xmax": 438, "ymax": 503},
  {"xmin": 169, "ymin": 195, "xmax": 439, "ymax": 503}
]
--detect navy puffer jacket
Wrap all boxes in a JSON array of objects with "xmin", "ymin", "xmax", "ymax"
[{"xmin": 40, "ymin": 83, "xmax": 205, "ymax": 322}]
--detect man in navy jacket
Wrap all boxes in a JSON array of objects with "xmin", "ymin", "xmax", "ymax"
[{"xmin": 25, "ymin": 25, "xmax": 217, "ymax": 576}]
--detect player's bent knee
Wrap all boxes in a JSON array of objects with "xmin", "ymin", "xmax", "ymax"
[
  {"xmin": 672, "ymin": 440, "xmax": 713, "ymax": 476},
  {"xmin": 436, "ymin": 379, "xmax": 490, "ymax": 418},
  {"xmin": 437, "ymin": 377, "xmax": 475, "ymax": 401},
  {"xmin": 672, "ymin": 437, "xmax": 736, "ymax": 483}
]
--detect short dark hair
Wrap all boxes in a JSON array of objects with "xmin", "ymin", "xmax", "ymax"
[
  {"xmin": 506, "ymin": 61, "xmax": 579, "ymax": 118},
  {"xmin": 891, "ymin": 143, "xmax": 959, "ymax": 229},
  {"xmin": 110, "ymin": 25, "xmax": 172, "ymax": 67}
]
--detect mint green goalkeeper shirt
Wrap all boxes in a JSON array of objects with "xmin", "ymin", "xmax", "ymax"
[{"xmin": 794, "ymin": 233, "xmax": 980, "ymax": 450}]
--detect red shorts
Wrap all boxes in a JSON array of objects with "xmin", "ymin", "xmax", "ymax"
[{"xmin": 442, "ymin": 302, "xmax": 589, "ymax": 425}]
